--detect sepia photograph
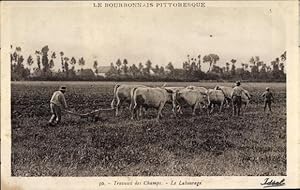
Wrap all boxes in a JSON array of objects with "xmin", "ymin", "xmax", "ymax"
[{"xmin": 1, "ymin": 0, "xmax": 299, "ymax": 189}]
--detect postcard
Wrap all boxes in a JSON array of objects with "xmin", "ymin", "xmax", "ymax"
[{"xmin": 1, "ymin": 0, "xmax": 299, "ymax": 189}]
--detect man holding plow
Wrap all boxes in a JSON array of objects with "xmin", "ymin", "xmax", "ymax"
[{"xmin": 48, "ymin": 86, "xmax": 68, "ymax": 126}]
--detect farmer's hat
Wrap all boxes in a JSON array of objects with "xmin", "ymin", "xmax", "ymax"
[
  {"xmin": 266, "ymin": 87, "xmax": 270, "ymax": 91},
  {"xmin": 235, "ymin": 81, "xmax": 241, "ymax": 86},
  {"xmin": 59, "ymin": 86, "xmax": 67, "ymax": 91}
]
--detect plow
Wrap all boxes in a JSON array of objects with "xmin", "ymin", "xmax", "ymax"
[{"xmin": 63, "ymin": 107, "xmax": 115, "ymax": 121}]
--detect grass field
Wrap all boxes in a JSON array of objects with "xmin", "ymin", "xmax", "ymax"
[{"xmin": 11, "ymin": 81, "xmax": 286, "ymax": 176}]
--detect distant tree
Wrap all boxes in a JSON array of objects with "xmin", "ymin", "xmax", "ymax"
[
  {"xmin": 230, "ymin": 59, "xmax": 236, "ymax": 76},
  {"xmin": 159, "ymin": 66, "xmax": 165, "ymax": 76},
  {"xmin": 260, "ymin": 63, "xmax": 267, "ymax": 78},
  {"xmin": 225, "ymin": 62, "xmax": 230, "ymax": 72},
  {"xmin": 271, "ymin": 58, "xmax": 281, "ymax": 79},
  {"xmin": 249, "ymin": 57, "xmax": 259, "ymax": 78},
  {"xmin": 64, "ymin": 57, "xmax": 70, "ymax": 78},
  {"xmin": 281, "ymin": 51, "xmax": 286, "ymax": 62},
  {"xmin": 116, "ymin": 59, "xmax": 122, "ymax": 74},
  {"xmin": 280, "ymin": 52, "xmax": 286, "ymax": 73},
  {"xmin": 70, "ymin": 57, "xmax": 76, "ymax": 65},
  {"xmin": 236, "ymin": 68, "xmax": 244, "ymax": 78},
  {"xmin": 18, "ymin": 55, "xmax": 25, "ymax": 66},
  {"xmin": 249, "ymin": 56, "xmax": 255, "ymax": 66},
  {"xmin": 273, "ymin": 58, "xmax": 280, "ymax": 71},
  {"xmin": 35, "ymin": 50, "xmax": 41, "ymax": 70},
  {"xmin": 279, "ymin": 62, "xmax": 284, "ymax": 72},
  {"xmin": 64, "ymin": 57, "xmax": 70, "ymax": 64},
  {"xmin": 197, "ymin": 55, "xmax": 201, "ymax": 71},
  {"xmin": 16, "ymin": 47, "xmax": 21, "ymax": 54},
  {"xmin": 122, "ymin": 59, "xmax": 128, "ymax": 75},
  {"xmin": 183, "ymin": 61, "xmax": 190, "ymax": 71},
  {"xmin": 41, "ymin": 45, "xmax": 50, "ymax": 75},
  {"xmin": 271, "ymin": 60, "xmax": 277, "ymax": 71},
  {"xmin": 12, "ymin": 51, "xmax": 18, "ymax": 65},
  {"xmin": 190, "ymin": 58, "xmax": 197, "ymax": 71},
  {"xmin": 187, "ymin": 54, "xmax": 190, "ymax": 64},
  {"xmin": 230, "ymin": 59, "xmax": 237, "ymax": 65},
  {"xmin": 138, "ymin": 62, "xmax": 144, "ymax": 75},
  {"xmin": 152, "ymin": 64, "xmax": 160, "ymax": 75},
  {"xmin": 51, "ymin": 52, "xmax": 56, "ymax": 59},
  {"xmin": 222, "ymin": 66, "xmax": 226, "ymax": 73},
  {"xmin": 129, "ymin": 63, "xmax": 139, "ymax": 77},
  {"xmin": 49, "ymin": 52, "xmax": 56, "ymax": 70},
  {"xmin": 49, "ymin": 60, "xmax": 54, "ymax": 70},
  {"xmin": 27, "ymin": 55, "xmax": 34, "ymax": 69},
  {"xmin": 145, "ymin": 60, "xmax": 152, "ymax": 75},
  {"xmin": 60, "ymin": 51, "xmax": 65, "ymax": 72},
  {"xmin": 78, "ymin": 57, "xmax": 85, "ymax": 70},
  {"xmin": 10, "ymin": 45, "xmax": 14, "ymax": 65},
  {"xmin": 203, "ymin": 54, "xmax": 219, "ymax": 72},
  {"xmin": 256, "ymin": 60, "xmax": 263, "ymax": 71},
  {"xmin": 69, "ymin": 66, "xmax": 76, "ymax": 78},
  {"xmin": 241, "ymin": 63, "xmax": 245, "ymax": 70},
  {"xmin": 166, "ymin": 62, "xmax": 174, "ymax": 72},
  {"xmin": 106, "ymin": 62, "xmax": 118, "ymax": 78},
  {"xmin": 93, "ymin": 60, "xmax": 98, "ymax": 75},
  {"xmin": 211, "ymin": 54, "xmax": 220, "ymax": 68}
]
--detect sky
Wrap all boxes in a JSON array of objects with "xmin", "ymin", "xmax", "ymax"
[{"xmin": 3, "ymin": 1, "xmax": 287, "ymax": 72}]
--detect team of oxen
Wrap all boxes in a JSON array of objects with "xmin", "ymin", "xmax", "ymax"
[{"xmin": 110, "ymin": 84, "xmax": 251, "ymax": 120}]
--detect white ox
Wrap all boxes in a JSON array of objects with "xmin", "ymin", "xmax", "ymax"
[
  {"xmin": 111, "ymin": 84, "xmax": 146, "ymax": 116},
  {"xmin": 214, "ymin": 85, "xmax": 233, "ymax": 99},
  {"xmin": 241, "ymin": 89, "xmax": 251, "ymax": 110},
  {"xmin": 164, "ymin": 87, "xmax": 186, "ymax": 114},
  {"xmin": 130, "ymin": 87, "xmax": 173, "ymax": 120},
  {"xmin": 206, "ymin": 89, "xmax": 226, "ymax": 114},
  {"xmin": 174, "ymin": 87, "xmax": 208, "ymax": 115},
  {"xmin": 214, "ymin": 85, "xmax": 233, "ymax": 106}
]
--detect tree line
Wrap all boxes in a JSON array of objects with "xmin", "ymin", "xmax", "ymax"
[{"xmin": 11, "ymin": 45, "xmax": 286, "ymax": 82}]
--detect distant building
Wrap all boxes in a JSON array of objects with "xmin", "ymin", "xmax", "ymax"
[
  {"xmin": 76, "ymin": 68, "xmax": 95, "ymax": 79},
  {"xmin": 95, "ymin": 66, "xmax": 110, "ymax": 77},
  {"xmin": 149, "ymin": 68, "xmax": 155, "ymax": 76}
]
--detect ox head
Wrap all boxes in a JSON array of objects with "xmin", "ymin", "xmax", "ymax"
[
  {"xmin": 214, "ymin": 85, "xmax": 220, "ymax": 90},
  {"xmin": 200, "ymin": 92, "xmax": 209, "ymax": 108},
  {"xmin": 162, "ymin": 87, "xmax": 176, "ymax": 101},
  {"xmin": 164, "ymin": 88, "xmax": 174, "ymax": 94}
]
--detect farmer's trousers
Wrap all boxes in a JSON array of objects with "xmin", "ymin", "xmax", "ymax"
[
  {"xmin": 232, "ymin": 95, "xmax": 242, "ymax": 116},
  {"xmin": 264, "ymin": 100, "xmax": 272, "ymax": 112},
  {"xmin": 49, "ymin": 103, "xmax": 62, "ymax": 124}
]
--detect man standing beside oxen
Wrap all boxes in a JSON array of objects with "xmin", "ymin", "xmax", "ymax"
[{"xmin": 231, "ymin": 81, "xmax": 246, "ymax": 116}]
